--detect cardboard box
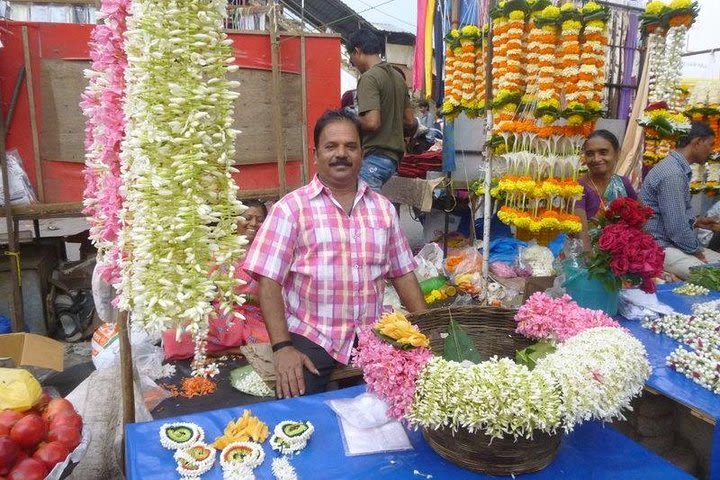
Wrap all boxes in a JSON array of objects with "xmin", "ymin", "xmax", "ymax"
[
  {"xmin": 381, "ymin": 175, "xmax": 445, "ymax": 213},
  {"xmin": 523, "ymin": 276, "xmax": 556, "ymax": 302},
  {"xmin": 0, "ymin": 333, "xmax": 64, "ymax": 371}
]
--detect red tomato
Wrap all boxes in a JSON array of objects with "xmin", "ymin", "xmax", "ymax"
[
  {"xmin": 49, "ymin": 412, "xmax": 82, "ymax": 431},
  {"xmin": 0, "ymin": 437, "xmax": 19, "ymax": 476},
  {"xmin": 48, "ymin": 426, "xmax": 81, "ymax": 452},
  {"xmin": 42, "ymin": 399, "xmax": 75, "ymax": 423},
  {"xmin": 0, "ymin": 413, "xmax": 22, "ymax": 433},
  {"xmin": 0, "ymin": 426, "xmax": 8, "ymax": 438},
  {"xmin": 32, "ymin": 441, "xmax": 69, "ymax": 470},
  {"xmin": 8, "ymin": 458, "xmax": 47, "ymax": 480},
  {"xmin": 9, "ymin": 415, "xmax": 46, "ymax": 450}
]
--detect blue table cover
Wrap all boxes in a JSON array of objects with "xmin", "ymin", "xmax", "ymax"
[
  {"xmin": 622, "ymin": 283, "xmax": 720, "ymax": 479},
  {"xmin": 126, "ymin": 385, "xmax": 691, "ymax": 479}
]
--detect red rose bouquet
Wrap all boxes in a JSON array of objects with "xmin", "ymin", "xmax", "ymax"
[{"xmin": 587, "ymin": 198, "xmax": 664, "ymax": 293}]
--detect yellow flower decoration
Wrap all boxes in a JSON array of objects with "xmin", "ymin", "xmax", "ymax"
[
  {"xmin": 669, "ymin": 0, "xmax": 691, "ymax": 9},
  {"xmin": 646, "ymin": 1, "xmax": 667, "ymax": 15},
  {"xmin": 560, "ymin": 3, "xmax": 576, "ymax": 12},
  {"xmin": 540, "ymin": 5, "xmax": 560, "ymax": 18},
  {"xmin": 509, "ymin": 10, "xmax": 525, "ymax": 20},
  {"xmin": 376, "ymin": 311, "xmax": 429, "ymax": 348},
  {"xmin": 582, "ymin": 1, "xmax": 602, "ymax": 13}
]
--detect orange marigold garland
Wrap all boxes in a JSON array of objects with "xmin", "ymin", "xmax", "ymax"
[
  {"xmin": 532, "ymin": 4, "xmax": 561, "ymax": 125},
  {"xmin": 441, "ymin": 30, "xmax": 462, "ymax": 120},
  {"xmin": 578, "ymin": 1, "xmax": 609, "ymax": 122},
  {"xmin": 558, "ymin": 3, "xmax": 584, "ymax": 126}
]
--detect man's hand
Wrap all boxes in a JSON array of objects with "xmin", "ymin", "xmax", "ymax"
[
  {"xmin": 273, "ymin": 346, "xmax": 319, "ymax": 399},
  {"xmin": 693, "ymin": 250, "xmax": 708, "ymax": 263},
  {"xmin": 696, "ymin": 217, "xmax": 720, "ymax": 232}
]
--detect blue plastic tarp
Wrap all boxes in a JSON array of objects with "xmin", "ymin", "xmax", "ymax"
[
  {"xmin": 126, "ymin": 385, "xmax": 692, "ymax": 479},
  {"xmin": 621, "ymin": 283, "xmax": 720, "ymax": 479}
]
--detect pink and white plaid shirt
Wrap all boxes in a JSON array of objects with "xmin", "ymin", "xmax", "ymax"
[{"xmin": 244, "ymin": 175, "xmax": 416, "ymax": 364}]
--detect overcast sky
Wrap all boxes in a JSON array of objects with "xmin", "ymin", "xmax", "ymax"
[{"xmin": 341, "ymin": 0, "xmax": 719, "ymax": 77}]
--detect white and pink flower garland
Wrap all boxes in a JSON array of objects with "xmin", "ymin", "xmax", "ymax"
[
  {"xmin": 354, "ymin": 294, "xmax": 650, "ymax": 440},
  {"xmin": 80, "ymin": 0, "xmax": 131, "ymax": 285},
  {"xmin": 119, "ymin": 0, "xmax": 246, "ymax": 376}
]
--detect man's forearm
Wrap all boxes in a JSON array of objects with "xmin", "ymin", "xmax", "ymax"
[
  {"xmin": 390, "ymin": 272, "xmax": 427, "ymax": 313},
  {"xmin": 257, "ymin": 276, "xmax": 291, "ymax": 344}
]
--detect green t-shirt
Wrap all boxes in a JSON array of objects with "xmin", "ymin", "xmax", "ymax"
[{"xmin": 356, "ymin": 63, "xmax": 410, "ymax": 162}]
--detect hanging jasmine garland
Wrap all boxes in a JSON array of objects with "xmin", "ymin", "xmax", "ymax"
[{"xmin": 120, "ymin": 0, "xmax": 246, "ymax": 376}]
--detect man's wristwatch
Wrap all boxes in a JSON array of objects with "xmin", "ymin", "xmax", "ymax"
[{"xmin": 272, "ymin": 340, "xmax": 293, "ymax": 353}]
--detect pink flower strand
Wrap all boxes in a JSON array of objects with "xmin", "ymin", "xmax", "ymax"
[
  {"xmin": 353, "ymin": 328, "xmax": 433, "ymax": 420},
  {"xmin": 515, "ymin": 292, "xmax": 620, "ymax": 343},
  {"xmin": 80, "ymin": 0, "xmax": 130, "ymax": 284}
]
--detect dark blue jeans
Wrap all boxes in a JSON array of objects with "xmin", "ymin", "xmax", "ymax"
[{"xmin": 359, "ymin": 152, "xmax": 397, "ymax": 192}]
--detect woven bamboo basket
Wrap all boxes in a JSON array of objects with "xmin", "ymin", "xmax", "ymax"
[{"xmin": 407, "ymin": 306, "xmax": 562, "ymax": 475}]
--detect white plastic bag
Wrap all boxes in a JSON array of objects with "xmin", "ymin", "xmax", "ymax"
[
  {"xmin": 0, "ymin": 149, "xmax": 37, "ymax": 206},
  {"xmin": 92, "ymin": 262, "xmax": 118, "ymax": 323},
  {"xmin": 413, "ymin": 243, "xmax": 444, "ymax": 281}
]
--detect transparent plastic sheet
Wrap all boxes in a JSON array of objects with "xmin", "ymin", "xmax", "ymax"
[
  {"xmin": 0, "ymin": 148, "xmax": 37, "ymax": 206},
  {"xmin": 44, "ymin": 425, "xmax": 92, "ymax": 480},
  {"xmin": 92, "ymin": 262, "xmax": 118, "ymax": 324},
  {"xmin": 325, "ymin": 393, "xmax": 413, "ymax": 457},
  {"xmin": 413, "ymin": 243, "xmax": 444, "ymax": 281}
]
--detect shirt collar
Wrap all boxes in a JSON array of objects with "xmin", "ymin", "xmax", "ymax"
[
  {"xmin": 671, "ymin": 150, "xmax": 692, "ymax": 176},
  {"xmin": 308, "ymin": 174, "xmax": 370, "ymax": 202}
]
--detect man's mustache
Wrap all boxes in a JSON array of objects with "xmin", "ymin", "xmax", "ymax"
[{"xmin": 329, "ymin": 158, "xmax": 353, "ymax": 167}]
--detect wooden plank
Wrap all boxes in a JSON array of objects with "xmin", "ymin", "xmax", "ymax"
[
  {"xmin": 10, "ymin": 201, "xmax": 84, "ymax": 219},
  {"xmin": 37, "ymin": 61, "xmax": 302, "ymax": 166},
  {"xmin": 22, "ymin": 27, "xmax": 44, "ymax": 202},
  {"xmin": 300, "ymin": 33, "xmax": 309, "ymax": 184},
  {"xmin": 0, "ymin": 92, "xmax": 24, "ymax": 332},
  {"xmin": 39, "ymin": 59, "xmax": 88, "ymax": 164},
  {"xmin": 230, "ymin": 68, "xmax": 302, "ymax": 165}
]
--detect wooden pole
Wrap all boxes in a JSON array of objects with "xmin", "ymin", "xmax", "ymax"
[
  {"xmin": 119, "ymin": 310, "xmax": 135, "ymax": 425},
  {"xmin": 21, "ymin": 27, "xmax": 44, "ymax": 203},
  {"xmin": 0, "ymin": 85, "xmax": 24, "ymax": 332},
  {"xmin": 300, "ymin": 32, "xmax": 310, "ymax": 185},
  {"xmin": 269, "ymin": 2, "xmax": 287, "ymax": 195},
  {"xmin": 451, "ymin": 0, "xmax": 460, "ymax": 28},
  {"xmin": 299, "ymin": 0, "xmax": 309, "ymax": 184}
]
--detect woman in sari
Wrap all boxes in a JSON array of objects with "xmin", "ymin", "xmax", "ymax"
[{"xmin": 575, "ymin": 130, "xmax": 637, "ymax": 250}]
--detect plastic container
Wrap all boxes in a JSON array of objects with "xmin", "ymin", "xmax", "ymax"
[
  {"xmin": 0, "ymin": 315, "xmax": 10, "ymax": 334},
  {"xmin": 563, "ymin": 269, "xmax": 619, "ymax": 316}
]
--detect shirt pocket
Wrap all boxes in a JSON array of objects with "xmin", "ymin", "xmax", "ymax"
[{"xmin": 361, "ymin": 226, "xmax": 389, "ymax": 266}]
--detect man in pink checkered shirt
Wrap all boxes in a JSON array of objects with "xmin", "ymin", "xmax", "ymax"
[{"xmin": 244, "ymin": 109, "xmax": 427, "ymax": 399}]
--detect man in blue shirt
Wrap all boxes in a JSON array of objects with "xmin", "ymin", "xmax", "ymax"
[{"xmin": 639, "ymin": 121, "xmax": 718, "ymax": 279}]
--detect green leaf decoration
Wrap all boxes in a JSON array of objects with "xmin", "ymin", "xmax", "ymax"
[
  {"xmin": 515, "ymin": 340, "xmax": 556, "ymax": 370},
  {"xmin": 688, "ymin": 266, "xmax": 720, "ymax": 291},
  {"xmin": 442, "ymin": 318, "xmax": 483, "ymax": 363}
]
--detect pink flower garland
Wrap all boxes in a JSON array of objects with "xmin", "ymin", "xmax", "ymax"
[
  {"xmin": 515, "ymin": 292, "xmax": 620, "ymax": 342},
  {"xmin": 353, "ymin": 328, "xmax": 433, "ymax": 420},
  {"xmin": 80, "ymin": 0, "xmax": 130, "ymax": 284}
]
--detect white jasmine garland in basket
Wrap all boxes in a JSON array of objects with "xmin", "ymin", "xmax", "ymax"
[
  {"xmin": 404, "ymin": 327, "xmax": 650, "ymax": 438},
  {"xmin": 119, "ymin": 0, "xmax": 247, "ymax": 376}
]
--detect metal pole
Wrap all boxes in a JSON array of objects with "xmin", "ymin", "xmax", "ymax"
[{"xmin": 481, "ymin": 10, "xmax": 493, "ymax": 285}]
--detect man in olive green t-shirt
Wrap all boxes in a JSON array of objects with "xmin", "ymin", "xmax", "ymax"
[{"xmin": 346, "ymin": 29, "xmax": 418, "ymax": 192}]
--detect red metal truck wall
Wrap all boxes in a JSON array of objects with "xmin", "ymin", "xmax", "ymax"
[{"xmin": 0, "ymin": 22, "xmax": 340, "ymax": 202}]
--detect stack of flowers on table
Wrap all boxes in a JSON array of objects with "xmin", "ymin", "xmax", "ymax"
[
  {"xmin": 583, "ymin": 197, "xmax": 665, "ymax": 294},
  {"xmin": 643, "ymin": 299, "xmax": 720, "ymax": 394},
  {"xmin": 353, "ymin": 305, "xmax": 651, "ymax": 455}
]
